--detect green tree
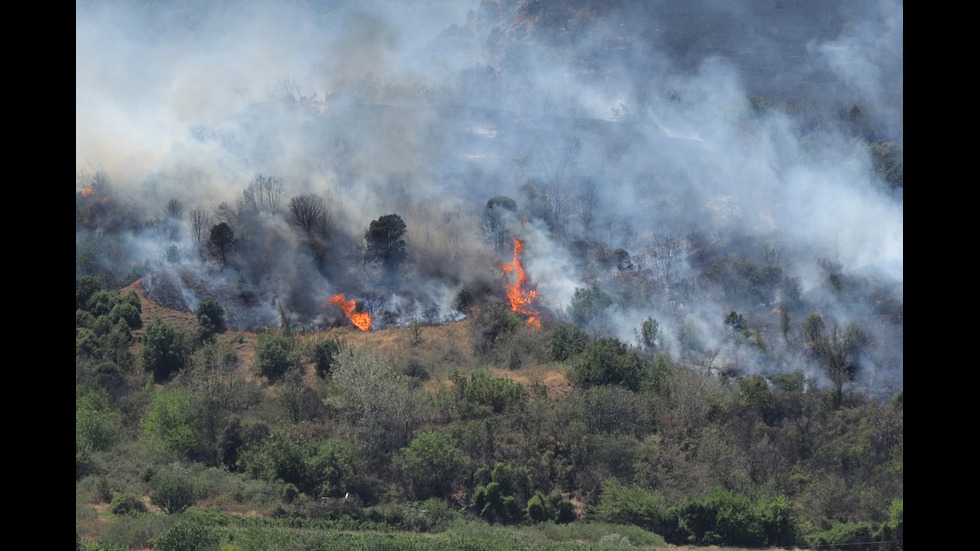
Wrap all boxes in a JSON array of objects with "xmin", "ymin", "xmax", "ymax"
[
  {"xmin": 331, "ymin": 347, "xmax": 421, "ymax": 458},
  {"xmin": 550, "ymin": 323, "xmax": 589, "ymax": 362},
  {"xmin": 310, "ymin": 335, "xmax": 346, "ymax": 378},
  {"xmin": 150, "ymin": 469, "xmax": 197, "ymax": 514},
  {"xmin": 140, "ymin": 317, "xmax": 185, "ymax": 382},
  {"xmin": 143, "ymin": 388, "xmax": 195, "ymax": 456},
  {"xmin": 401, "ymin": 432, "xmax": 466, "ymax": 499},
  {"xmin": 569, "ymin": 285, "xmax": 613, "ymax": 335},
  {"xmin": 594, "ymin": 479, "xmax": 672, "ymax": 536},
  {"xmin": 195, "ymin": 296, "xmax": 225, "ymax": 341},
  {"xmin": 255, "ymin": 329, "xmax": 300, "ymax": 381},
  {"xmin": 571, "ymin": 337, "xmax": 645, "ymax": 391},
  {"xmin": 640, "ymin": 317, "xmax": 659, "ymax": 349},
  {"xmin": 800, "ymin": 314, "xmax": 869, "ymax": 407},
  {"xmin": 364, "ymin": 213, "xmax": 407, "ymax": 271}
]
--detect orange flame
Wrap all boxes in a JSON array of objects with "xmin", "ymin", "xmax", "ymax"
[
  {"xmin": 81, "ymin": 186, "xmax": 95, "ymax": 197},
  {"xmin": 325, "ymin": 293, "xmax": 372, "ymax": 331},
  {"xmin": 500, "ymin": 239, "xmax": 542, "ymax": 327}
]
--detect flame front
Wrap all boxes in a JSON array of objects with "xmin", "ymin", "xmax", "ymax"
[
  {"xmin": 81, "ymin": 186, "xmax": 95, "ymax": 197},
  {"xmin": 500, "ymin": 239, "xmax": 542, "ymax": 327},
  {"xmin": 325, "ymin": 293, "xmax": 372, "ymax": 331}
]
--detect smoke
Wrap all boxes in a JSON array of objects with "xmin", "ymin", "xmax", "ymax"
[{"xmin": 76, "ymin": 0, "xmax": 902, "ymax": 394}]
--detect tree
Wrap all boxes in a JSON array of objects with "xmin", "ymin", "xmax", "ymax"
[
  {"xmin": 195, "ymin": 296, "xmax": 225, "ymax": 341},
  {"xmin": 187, "ymin": 207, "xmax": 210, "ymax": 243},
  {"xmin": 364, "ymin": 214, "xmax": 407, "ymax": 270},
  {"xmin": 571, "ymin": 337, "xmax": 646, "ymax": 391},
  {"xmin": 287, "ymin": 194, "xmax": 328, "ymax": 240},
  {"xmin": 640, "ymin": 317, "xmax": 660, "ymax": 349},
  {"xmin": 140, "ymin": 318, "xmax": 185, "ymax": 382},
  {"xmin": 481, "ymin": 196, "xmax": 517, "ymax": 254},
  {"xmin": 143, "ymin": 388, "xmax": 195, "ymax": 456},
  {"xmin": 150, "ymin": 468, "xmax": 197, "ymax": 514},
  {"xmin": 255, "ymin": 329, "xmax": 300, "ymax": 381},
  {"xmin": 401, "ymin": 432, "xmax": 466, "ymax": 500},
  {"xmin": 209, "ymin": 222, "xmax": 235, "ymax": 264},
  {"xmin": 569, "ymin": 285, "xmax": 613, "ymax": 335},
  {"xmin": 800, "ymin": 314, "xmax": 869, "ymax": 408},
  {"xmin": 331, "ymin": 347, "xmax": 421, "ymax": 458}
]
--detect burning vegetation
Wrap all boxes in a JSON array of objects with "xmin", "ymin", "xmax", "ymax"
[
  {"xmin": 326, "ymin": 293, "xmax": 372, "ymax": 331},
  {"xmin": 500, "ymin": 239, "xmax": 542, "ymax": 328}
]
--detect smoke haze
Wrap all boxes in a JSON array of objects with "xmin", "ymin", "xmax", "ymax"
[{"xmin": 76, "ymin": 0, "xmax": 902, "ymax": 395}]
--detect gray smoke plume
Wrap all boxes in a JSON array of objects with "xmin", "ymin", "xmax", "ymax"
[{"xmin": 76, "ymin": 0, "xmax": 902, "ymax": 395}]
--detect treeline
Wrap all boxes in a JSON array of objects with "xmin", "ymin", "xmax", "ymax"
[{"xmin": 77, "ymin": 278, "xmax": 902, "ymax": 550}]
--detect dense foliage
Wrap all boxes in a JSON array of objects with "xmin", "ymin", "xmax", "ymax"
[
  {"xmin": 76, "ymin": 279, "xmax": 902, "ymax": 550},
  {"xmin": 76, "ymin": 1, "xmax": 901, "ymax": 548}
]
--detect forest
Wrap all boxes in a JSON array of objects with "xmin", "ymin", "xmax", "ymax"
[{"xmin": 77, "ymin": 1, "xmax": 902, "ymax": 549}]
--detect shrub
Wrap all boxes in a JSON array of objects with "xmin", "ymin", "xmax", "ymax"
[
  {"xmin": 140, "ymin": 318, "xmax": 185, "ymax": 382},
  {"xmin": 311, "ymin": 335, "xmax": 346, "ymax": 378},
  {"xmin": 401, "ymin": 432, "xmax": 466, "ymax": 500},
  {"xmin": 255, "ymin": 329, "xmax": 300, "ymax": 380},
  {"xmin": 153, "ymin": 520, "xmax": 219, "ymax": 551},
  {"xmin": 150, "ymin": 470, "xmax": 197, "ymax": 514},
  {"xmin": 110, "ymin": 493, "xmax": 148, "ymax": 516},
  {"xmin": 550, "ymin": 323, "xmax": 589, "ymax": 362},
  {"xmin": 526, "ymin": 492, "xmax": 547, "ymax": 523},
  {"xmin": 571, "ymin": 337, "xmax": 645, "ymax": 391},
  {"xmin": 195, "ymin": 296, "xmax": 225, "ymax": 341},
  {"xmin": 594, "ymin": 479, "xmax": 672, "ymax": 536},
  {"xmin": 675, "ymin": 488, "xmax": 765, "ymax": 547}
]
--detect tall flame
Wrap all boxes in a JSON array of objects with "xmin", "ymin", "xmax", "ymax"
[
  {"xmin": 500, "ymin": 239, "xmax": 542, "ymax": 327},
  {"xmin": 325, "ymin": 293, "xmax": 372, "ymax": 331}
]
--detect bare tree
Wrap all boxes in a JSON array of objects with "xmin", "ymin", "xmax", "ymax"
[
  {"xmin": 575, "ymin": 178, "xmax": 600, "ymax": 230},
  {"xmin": 188, "ymin": 207, "xmax": 211, "ymax": 243},
  {"xmin": 240, "ymin": 174, "xmax": 284, "ymax": 215},
  {"xmin": 650, "ymin": 233, "xmax": 683, "ymax": 285},
  {"xmin": 166, "ymin": 198, "xmax": 184, "ymax": 220},
  {"xmin": 287, "ymin": 194, "xmax": 327, "ymax": 240}
]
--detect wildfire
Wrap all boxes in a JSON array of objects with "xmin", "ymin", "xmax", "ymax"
[
  {"xmin": 81, "ymin": 186, "xmax": 95, "ymax": 197},
  {"xmin": 500, "ymin": 239, "xmax": 542, "ymax": 327},
  {"xmin": 325, "ymin": 293, "xmax": 372, "ymax": 331}
]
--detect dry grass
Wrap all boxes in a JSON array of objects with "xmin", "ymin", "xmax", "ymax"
[{"xmin": 127, "ymin": 280, "xmax": 571, "ymax": 396}]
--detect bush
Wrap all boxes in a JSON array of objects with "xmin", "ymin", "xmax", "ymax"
[
  {"xmin": 675, "ymin": 488, "xmax": 765, "ymax": 547},
  {"xmin": 550, "ymin": 323, "xmax": 589, "ymax": 362},
  {"xmin": 140, "ymin": 318, "xmax": 185, "ymax": 382},
  {"xmin": 195, "ymin": 296, "xmax": 225, "ymax": 341},
  {"xmin": 401, "ymin": 432, "xmax": 466, "ymax": 500},
  {"xmin": 153, "ymin": 520, "xmax": 219, "ymax": 551},
  {"xmin": 110, "ymin": 493, "xmax": 148, "ymax": 516},
  {"xmin": 594, "ymin": 479, "xmax": 672, "ymax": 536},
  {"xmin": 470, "ymin": 303, "xmax": 522, "ymax": 359},
  {"xmin": 150, "ymin": 470, "xmax": 197, "ymax": 514},
  {"xmin": 571, "ymin": 337, "xmax": 645, "ymax": 391},
  {"xmin": 255, "ymin": 329, "xmax": 300, "ymax": 380},
  {"xmin": 310, "ymin": 335, "xmax": 346, "ymax": 378}
]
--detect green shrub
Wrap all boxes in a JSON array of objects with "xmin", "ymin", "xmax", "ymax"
[
  {"xmin": 550, "ymin": 323, "xmax": 590, "ymax": 362},
  {"xmin": 255, "ymin": 330, "xmax": 300, "ymax": 380},
  {"xmin": 195, "ymin": 296, "xmax": 225, "ymax": 341},
  {"xmin": 150, "ymin": 469, "xmax": 197, "ymax": 514},
  {"xmin": 401, "ymin": 432, "xmax": 466, "ymax": 500},
  {"xmin": 675, "ymin": 488, "xmax": 764, "ymax": 547},
  {"xmin": 525, "ymin": 492, "xmax": 547, "ymax": 523},
  {"xmin": 571, "ymin": 337, "xmax": 645, "ymax": 391},
  {"xmin": 153, "ymin": 520, "xmax": 219, "ymax": 551},
  {"xmin": 110, "ymin": 493, "xmax": 148, "ymax": 516},
  {"xmin": 594, "ymin": 479, "xmax": 672, "ymax": 536},
  {"xmin": 310, "ymin": 335, "xmax": 345, "ymax": 378},
  {"xmin": 140, "ymin": 318, "xmax": 185, "ymax": 382}
]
